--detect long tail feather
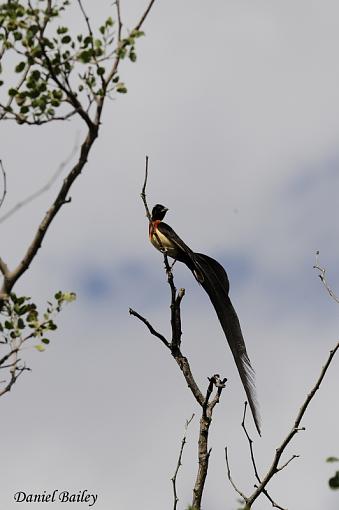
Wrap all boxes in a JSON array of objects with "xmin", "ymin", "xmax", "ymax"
[{"xmin": 191, "ymin": 253, "xmax": 261, "ymax": 435}]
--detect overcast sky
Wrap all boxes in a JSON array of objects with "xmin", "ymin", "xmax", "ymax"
[{"xmin": 1, "ymin": 1, "xmax": 339, "ymax": 509}]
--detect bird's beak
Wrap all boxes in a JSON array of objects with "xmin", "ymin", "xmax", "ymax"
[{"xmin": 162, "ymin": 207, "xmax": 169, "ymax": 213}]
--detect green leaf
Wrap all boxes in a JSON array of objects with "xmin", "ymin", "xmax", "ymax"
[
  {"xmin": 78, "ymin": 50, "xmax": 92, "ymax": 63},
  {"xmin": 63, "ymin": 292, "xmax": 76, "ymax": 302},
  {"xmin": 130, "ymin": 29, "xmax": 145, "ymax": 38},
  {"xmin": 57, "ymin": 26, "xmax": 68, "ymax": 34},
  {"xmin": 329, "ymin": 471, "xmax": 339, "ymax": 489},
  {"xmin": 20, "ymin": 106, "xmax": 29, "ymax": 114},
  {"xmin": 116, "ymin": 83, "xmax": 127, "ymax": 94},
  {"xmin": 41, "ymin": 338, "xmax": 50, "ymax": 344},
  {"xmin": 116, "ymin": 46, "xmax": 126, "ymax": 59},
  {"xmin": 31, "ymin": 69, "xmax": 41, "ymax": 80},
  {"xmin": 83, "ymin": 35, "xmax": 93, "ymax": 47},
  {"xmin": 326, "ymin": 457, "xmax": 339, "ymax": 463},
  {"xmin": 35, "ymin": 344, "xmax": 45, "ymax": 352},
  {"xmin": 48, "ymin": 321, "xmax": 57, "ymax": 330},
  {"xmin": 61, "ymin": 35, "xmax": 71, "ymax": 44},
  {"xmin": 17, "ymin": 318, "xmax": 25, "ymax": 329},
  {"xmin": 4, "ymin": 321, "xmax": 13, "ymax": 330},
  {"xmin": 8, "ymin": 88, "xmax": 18, "ymax": 97},
  {"xmin": 15, "ymin": 61, "xmax": 26, "ymax": 73},
  {"xmin": 129, "ymin": 50, "xmax": 137, "ymax": 62}
]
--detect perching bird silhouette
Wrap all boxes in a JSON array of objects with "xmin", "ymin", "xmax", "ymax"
[{"xmin": 149, "ymin": 203, "xmax": 261, "ymax": 435}]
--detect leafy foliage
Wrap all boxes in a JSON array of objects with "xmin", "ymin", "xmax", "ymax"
[
  {"xmin": 0, "ymin": 0, "xmax": 144, "ymax": 123},
  {"xmin": 0, "ymin": 291, "xmax": 76, "ymax": 395}
]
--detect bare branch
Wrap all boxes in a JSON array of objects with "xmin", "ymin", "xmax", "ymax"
[
  {"xmin": 171, "ymin": 414, "xmax": 195, "ymax": 510},
  {"xmin": 192, "ymin": 375, "xmax": 226, "ymax": 509},
  {"xmin": 129, "ymin": 308, "xmax": 170, "ymax": 348},
  {"xmin": 0, "ymin": 348, "xmax": 19, "ymax": 368},
  {"xmin": 245, "ymin": 340, "xmax": 339, "ymax": 507},
  {"xmin": 130, "ymin": 304, "xmax": 204, "ymax": 406},
  {"xmin": 0, "ymin": 107, "xmax": 77, "ymax": 126},
  {"xmin": 241, "ymin": 402, "xmax": 261, "ymax": 484},
  {"xmin": 77, "ymin": 0, "xmax": 94, "ymax": 40},
  {"xmin": 241, "ymin": 402, "xmax": 288, "ymax": 510},
  {"xmin": 293, "ymin": 341, "xmax": 339, "ymax": 428},
  {"xmin": 116, "ymin": 0, "xmax": 123, "ymax": 43},
  {"xmin": 135, "ymin": 0, "xmax": 157, "ymax": 31},
  {"xmin": 225, "ymin": 447, "xmax": 247, "ymax": 502},
  {"xmin": 0, "ymin": 363, "xmax": 31, "ymax": 397},
  {"xmin": 77, "ymin": 0, "xmax": 105, "ymax": 91},
  {"xmin": 0, "ymin": 257, "xmax": 10, "ymax": 278},
  {"xmin": 276, "ymin": 454, "xmax": 299, "ymax": 473},
  {"xmin": 313, "ymin": 251, "xmax": 339, "ymax": 304},
  {"xmin": 0, "ymin": 332, "xmax": 31, "ymax": 398},
  {"xmin": 141, "ymin": 155, "xmax": 151, "ymax": 220},
  {"xmin": 0, "ymin": 160, "xmax": 7, "ymax": 210}
]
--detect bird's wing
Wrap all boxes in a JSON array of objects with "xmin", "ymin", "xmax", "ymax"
[{"xmin": 155, "ymin": 222, "xmax": 198, "ymax": 267}]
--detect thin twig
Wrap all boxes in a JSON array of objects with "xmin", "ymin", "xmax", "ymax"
[
  {"xmin": 276, "ymin": 454, "xmax": 299, "ymax": 472},
  {"xmin": 241, "ymin": 402, "xmax": 288, "ymax": 509},
  {"xmin": 171, "ymin": 414, "xmax": 195, "ymax": 510},
  {"xmin": 130, "ymin": 305, "xmax": 204, "ymax": 406},
  {"xmin": 141, "ymin": 155, "xmax": 151, "ymax": 220},
  {"xmin": 313, "ymin": 251, "xmax": 339, "ymax": 304},
  {"xmin": 0, "ymin": 160, "xmax": 7, "ymax": 210},
  {"xmin": 225, "ymin": 447, "xmax": 247, "ymax": 502},
  {"xmin": 0, "ymin": 108, "xmax": 77, "ymax": 125},
  {"xmin": 116, "ymin": 0, "xmax": 123, "ymax": 42},
  {"xmin": 77, "ymin": 0, "xmax": 105, "ymax": 90},
  {"xmin": 0, "ymin": 363, "xmax": 31, "ymax": 397},
  {"xmin": 135, "ymin": 0, "xmax": 157, "ymax": 30},
  {"xmin": 0, "ymin": 135, "xmax": 80, "ymax": 224},
  {"xmin": 129, "ymin": 308, "xmax": 170, "ymax": 348},
  {"xmin": 242, "ymin": 402, "xmax": 261, "ymax": 484}
]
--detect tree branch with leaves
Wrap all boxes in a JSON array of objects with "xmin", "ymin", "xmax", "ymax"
[{"xmin": 0, "ymin": 0, "xmax": 157, "ymax": 395}]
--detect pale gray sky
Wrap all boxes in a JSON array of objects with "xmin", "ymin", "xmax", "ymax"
[{"xmin": 1, "ymin": 1, "xmax": 339, "ymax": 509}]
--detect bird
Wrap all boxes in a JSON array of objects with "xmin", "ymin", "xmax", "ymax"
[{"xmin": 149, "ymin": 203, "xmax": 261, "ymax": 435}]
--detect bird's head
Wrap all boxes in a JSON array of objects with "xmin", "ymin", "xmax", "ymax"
[{"xmin": 151, "ymin": 204, "xmax": 169, "ymax": 221}]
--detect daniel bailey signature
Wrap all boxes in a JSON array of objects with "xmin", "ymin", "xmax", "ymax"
[{"xmin": 14, "ymin": 490, "xmax": 98, "ymax": 507}]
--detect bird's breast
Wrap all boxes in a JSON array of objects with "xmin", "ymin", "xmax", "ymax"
[{"xmin": 149, "ymin": 221, "xmax": 178, "ymax": 259}]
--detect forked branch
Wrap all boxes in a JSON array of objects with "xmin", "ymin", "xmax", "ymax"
[{"xmin": 225, "ymin": 341, "xmax": 339, "ymax": 508}]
